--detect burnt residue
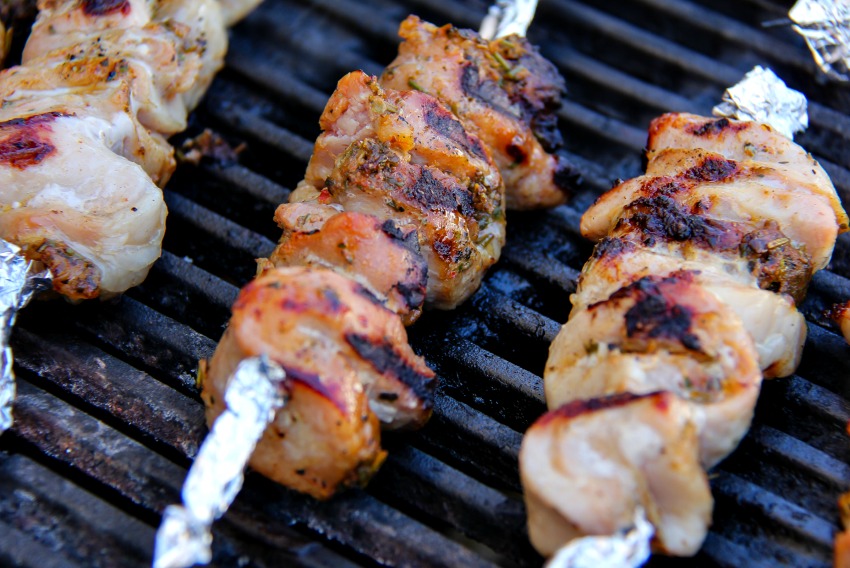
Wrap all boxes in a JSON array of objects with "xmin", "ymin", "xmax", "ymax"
[
  {"xmin": 740, "ymin": 225, "xmax": 812, "ymax": 304},
  {"xmin": 681, "ymin": 156, "xmax": 739, "ymax": 183},
  {"xmin": 380, "ymin": 219, "xmax": 420, "ymax": 253},
  {"xmin": 686, "ymin": 117, "xmax": 747, "ymax": 137},
  {"xmin": 422, "ymin": 98, "xmax": 488, "ymax": 161},
  {"xmin": 345, "ymin": 333, "xmax": 436, "ymax": 406},
  {"xmin": 609, "ymin": 273, "xmax": 702, "ymax": 352},
  {"xmin": 393, "ymin": 281, "xmax": 426, "ymax": 313},
  {"xmin": 30, "ymin": 240, "xmax": 101, "ymax": 300},
  {"xmin": 81, "ymin": 0, "xmax": 131, "ymax": 16},
  {"xmin": 618, "ymin": 195, "xmax": 744, "ymax": 251},
  {"xmin": 592, "ymin": 237, "xmax": 638, "ymax": 260},
  {"xmin": 0, "ymin": 112, "xmax": 69, "ymax": 170},
  {"xmin": 552, "ymin": 152, "xmax": 581, "ymax": 194},
  {"xmin": 404, "ymin": 167, "xmax": 475, "ymax": 217}
]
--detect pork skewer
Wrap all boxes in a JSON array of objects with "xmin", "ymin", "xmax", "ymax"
[
  {"xmin": 156, "ymin": 1, "xmax": 567, "ymax": 564},
  {"xmin": 521, "ymin": 67, "xmax": 848, "ymax": 564}
]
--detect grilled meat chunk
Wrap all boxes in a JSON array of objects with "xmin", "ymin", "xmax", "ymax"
[
  {"xmin": 521, "ymin": 392, "xmax": 712, "ymax": 557},
  {"xmin": 547, "ymin": 272, "xmax": 762, "ymax": 467},
  {"xmin": 381, "ymin": 15, "xmax": 574, "ymax": 210},
  {"xmin": 0, "ymin": 0, "xmax": 243, "ymax": 299},
  {"xmin": 289, "ymin": 71, "xmax": 505, "ymax": 310},
  {"xmin": 202, "ymin": 267, "xmax": 437, "ymax": 497},
  {"xmin": 266, "ymin": 204, "xmax": 428, "ymax": 325}
]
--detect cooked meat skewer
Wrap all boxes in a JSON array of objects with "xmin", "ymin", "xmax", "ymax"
[
  {"xmin": 201, "ymin": 13, "xmax": 569, "ymax": 499},
  {"xmin": 0, "ymin": 0, "xmax": 255, "ymax": 300},
  {"xmin": 522, "ymin": 111, "xmax": 848, "ymax": 557}
]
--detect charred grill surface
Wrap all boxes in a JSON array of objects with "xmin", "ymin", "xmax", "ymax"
[{"xmin": 2, "ymin": 0, "xmax": 850, "ymax": 567}]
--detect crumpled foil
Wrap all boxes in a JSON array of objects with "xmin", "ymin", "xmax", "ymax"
[
  {"xmin": 547, "ymin": 508, "xmax": 654, "ymax": 568},
  {"xmin": 480, "ymin": 0, "xmax": 539, "ymax": 39},
  {"xmin": 153, "ymin": 356, "xmax": 287, "ymax": 568},
  {"xmin": 0, "ymin": 239, "xmax": 51, "ymax": 434},
  {"xmin": 712, "ymin": 66, "xmax": 808, "ymax": 140},
  {"xmin": 789, "ymin": 0, "xmax": 850, "ymax": 82}
]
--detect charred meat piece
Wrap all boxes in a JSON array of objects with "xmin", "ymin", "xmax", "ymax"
[
  {"xmin": 381, "ymin": 15, "xmax": 575, "ymax": 210},
  {"xmin": 266, "ymin": 204, "xmax": 428, "ymax": 325},
  {"xmin": 288, "ymin": 70, "xmax": 505, "ymax": 310},
  {"xmin": 521, "ymin": 392, "xmax": 712, "ymax": 557},
  {"xmin": 202, "ymin": 266, "xmax": 437, "ymax": 497}
]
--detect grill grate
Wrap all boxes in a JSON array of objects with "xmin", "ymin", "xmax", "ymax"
[{"xmin": 2, "ymin": 0, "xmax": 850, "ymax": 566}]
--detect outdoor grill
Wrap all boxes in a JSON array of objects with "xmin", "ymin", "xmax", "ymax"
[{"xmin": 2, "ymin": 0, "xmax": 849, "ymax": 566}]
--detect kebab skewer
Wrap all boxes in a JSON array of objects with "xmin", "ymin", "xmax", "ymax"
[
  {"xmin": 155, "ymin": 3, "xmax": 570, "ymax": 565},
  {"xmin": 520, "ymin": 67, "xmax": 848, "ymax": 563}
]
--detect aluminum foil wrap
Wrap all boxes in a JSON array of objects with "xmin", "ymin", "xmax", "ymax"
[
  {"xmin": 547, "ymin": 508, "xmax": 654, "ymax": 568},
  {"xmin": 0, "ymin": 239, "xmax": 51, "ymax": 434},
  {"xmin": 790, "ymin": 0, "xmax": 850, "ymax": 82},
  {"xmin": 712, "ymin": 66, "xmax": 808, "ymax": 140},
  {"xmin": 153, "ymin": 356, "xmax": 287, "ymax": 568},
  {"xmin": 480, "ymin": 0, "xmax": 539, "ymax": 39}
]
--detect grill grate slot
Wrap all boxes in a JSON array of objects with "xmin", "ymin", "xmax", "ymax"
[{"xmin": 2, "ymin": 0, "xmax": 850, "ymax": 566}]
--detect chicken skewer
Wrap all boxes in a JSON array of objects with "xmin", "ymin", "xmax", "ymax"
[
  {"xmin": 521, "ymin": 67, "xmax": 848, "ymax": 564},
  {"xmin": 0, "ymin": 0, "xmax": 262, "ymax": 434},
  {"xmin": 156, "ymin": 2, "xmax": 569, "ymax": 565}
]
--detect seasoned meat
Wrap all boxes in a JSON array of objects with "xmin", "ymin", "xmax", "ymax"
[
  {"xmin": 289, "ymin": 70, "xmax": 505, "ymax": 310},
  {"xmin": 525, "ymin": 113, "xmax": 848, "ymax": 560},
  {"xmin": 202, "ymin": 267, "xmax": 436, "ymax": 497},
  {"xmin": 521, "ymin": 392, "xmax": 712, "ymax": 557},
  {"xmin": 202, "ymin": 268, "xmax": 386, "ymax": 499},
  {"xmin": 547, "ymin": 272, "xmax": 762, "ymax": 467},
  {"xmin": 0, "ymin": 0, "xmax": 242, "ymax": 299},
  {"xmin": 381, "ymin": 15, "xmax": 574, "ymax": 210},
  {"xmin": 266, "ymin": 204, "xmax": 428, "ymax": 325},
  {"xmin": 573, "ymin": 239, "xmax": 805, "ymax": 378}
]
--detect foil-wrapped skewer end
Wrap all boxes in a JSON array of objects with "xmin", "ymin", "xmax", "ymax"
[
  {"xmin": 546, "ymin": 507, "xmax": 653, "ymax": 568},
  {"xmin": 712, "ymin": 66, "xmax": 808, "ymax": 140},
  {"xmin": 153, "ymin": 355, "xmax": 287, "ymax": 568},
  {"xmin": 789, "ymin": 0, "xmax": 850, "ymax": 82},
  {"xmin": 480, "ymin": 0, "xmax": 540, "ymax": 39},
  {"xmin": 0, "ymin": 239, "xmax": 52, "ymax": 434}
]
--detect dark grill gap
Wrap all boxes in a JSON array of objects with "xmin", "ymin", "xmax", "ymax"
[{"xmin": 1, "ymin": 0, "xmax": 849, "ymax": 566}]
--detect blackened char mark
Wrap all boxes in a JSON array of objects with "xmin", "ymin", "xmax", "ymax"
[
  {"xmin": 537, "ymin": 391, "xmax": 669, "ymax": 425},
  {"xmin": 82, "ymin": 0, "xmax": 131, "ymax": 16},
  {"xmin": 404, "ymin": 167, "xmax": 475, "ymax": 217},
  {"xmin": 380, "ymin": 219, "xmax": 420, "ymax": 253},
  {"xmin": 592, "ymin": 237, "xmax": 637, "ymax": 260},
  {"xmin": 610, "ymin": 273, "xmax": 701, "ymax": 352},
  {"xmin": 681, "ymin": 156, "xmax": 739, "ymax": 183},
  {"xmin": 422, "ymin": 99, "xmax": 488, "ymax": 161},
  {"xmin": 621, "ymin": 195, "xmax": 743, "ymax": 251},
  {"xmin": 460, "ymin": 62, "xmax": 513, "ymax": 117},
  {"xmin": 345, "ymin": 333, "xmax": 436, "ymax": 407},
  {"xmin": 552, "ymin": 152, "xmax": 581, "ymax": 194},
  {"xmin": 393, "ymin": 281, "xmax": 425, "ymax": 312},
  {"xmin": 529, "ymin": 112, "xmax": 563, "ymax": 153},
  {"xmin": 686, "ymin": 117, "xmax": 747, "ymax": 137},
  {"xmin": 0, "ymin": 112, "xmax": 70, "ymax": 170}
]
